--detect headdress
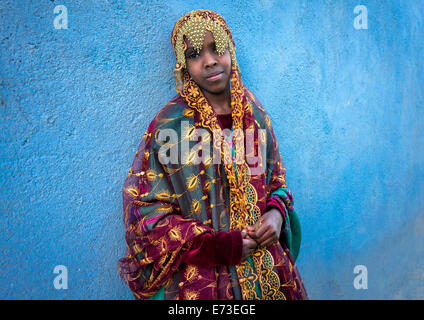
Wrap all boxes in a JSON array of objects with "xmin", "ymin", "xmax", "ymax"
[{"xmin": 171, "ymin": 10, "xmax": 238, "ymax": 70}]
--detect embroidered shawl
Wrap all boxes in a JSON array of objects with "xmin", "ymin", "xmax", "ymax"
[{"xmin": 118, "ymin": 9, "xmax": 307, "ymax": 300}]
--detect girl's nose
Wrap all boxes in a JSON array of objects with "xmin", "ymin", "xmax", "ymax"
[{"xmin": 203, "ymin": 50, "xmax": 218, "ymax": 68}]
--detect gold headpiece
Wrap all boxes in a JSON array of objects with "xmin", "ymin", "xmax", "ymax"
[{"xmin": 171, "ymin": 10, "xmax": 238, "ymax": 70}]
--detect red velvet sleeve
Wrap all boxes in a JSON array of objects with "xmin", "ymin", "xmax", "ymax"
[{"xmin": 183, "ymin": 230, "xmax": 243, "ymax": 267}]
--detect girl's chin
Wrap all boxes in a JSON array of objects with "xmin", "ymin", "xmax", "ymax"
[
  {"xmin": 204, "ymin": 87, "xmax": 228, "ymax": 95},
  {"xmin": 202, "ymin": 82, "xmax": 230, "ymax": 95}
]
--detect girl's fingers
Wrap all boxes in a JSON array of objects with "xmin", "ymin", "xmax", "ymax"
[
  {"xmin": 246, "ymin": 225, "xmax": 256, "ymax": 232},
  {"xmin": 246, "ymin": 216, "xmax": 280, "ymax": 247},
  {"xmin": 241, "ymin": 229, "xmax": 247, "ymax": 238},
  {"xmin": 255, "ymin": 223, "xmax": 270, "ymax": 239},
  {"xmin": 257, "ymin": 229, "xmax": 275, "ymax": 246},
  {"xmin": 261, "ymin": 235, "xmax": 278, "ymax": 247}
]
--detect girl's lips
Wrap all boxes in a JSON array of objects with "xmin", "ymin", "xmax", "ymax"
[{"xmin": 206, "ymin": 72, "xmax": 223, "ymax": 82}]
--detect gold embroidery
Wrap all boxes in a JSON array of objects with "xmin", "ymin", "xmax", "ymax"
[
  {"xmin": 186, "ymin": 149, "xmax": 199, "ymax": 165},
  {"xmin": 184, "ymin": 289, "xmax": 199, "ymax": 300},
  {"xmin": 155, "ymin": 190, "xmax": 172, "ymax": 202},
  {"xmin": 155, "ymin": 204, "xmax": 174, "ymax": 214},
  {"xmin": 251, "ymin": 247, "xmax": 286, "ymax": 300},
  {"xmin": 192, "ymin": 223, "xmax": 206, "ymax": 236},
  {"xmin": 183, "ymin": 108, "xmax": 195, "ymax": 118},
  {"xmin": 185, "ymin": 265, "xmax": 199, "ymax": 282},
  {"xmin": 191, "ymin": 199, "xmax": 201, "ymax": 215},
  {"xmin": 125, "ymin": 185, "xmax": 139, "ymax": 198},
  {"xmin": 231, "ymin": 163, "xmax": 286, "ymax": 300},
  {"xmin": 203, "ymin": 180, "xmax": 211, "ymax": 192},
  {"xmin": 146, "ymin": 169, "xmax": 157, "ymax": 181},
  {"xmin": 186, "ymin": 174, "xmax": 199, "ymax": 191},
  {"xmin": 169, "ymin": 226, "xmax": 182, "ymax": 242}
]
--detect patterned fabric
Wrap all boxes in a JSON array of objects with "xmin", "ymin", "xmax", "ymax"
[{"xmin": 117, "ymin": 9, "xmax": 308, "ymax": 300}]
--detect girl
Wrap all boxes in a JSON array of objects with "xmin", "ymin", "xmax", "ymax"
[{"xmin": 118, "ymin": 9, "xmax": 308, "ymax": 300}]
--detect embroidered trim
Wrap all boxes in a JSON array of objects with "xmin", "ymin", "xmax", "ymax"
[{"xmin": 233, "ymin": 163, "xmax": 286, "ymax": 300}]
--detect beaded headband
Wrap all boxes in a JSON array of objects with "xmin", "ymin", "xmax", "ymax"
[{"xmin": 171, "ymin": 10, "xmax": 238, "ymax": 70}]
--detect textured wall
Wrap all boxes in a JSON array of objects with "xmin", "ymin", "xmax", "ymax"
[{"xmin": 1, "ymin": 0, "xmax": 423, "ymax": 299}]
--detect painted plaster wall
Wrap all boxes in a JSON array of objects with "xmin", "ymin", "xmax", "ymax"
[{"xmin": 1, "ymin": 0, "xmax": 423, "ymax": 299}]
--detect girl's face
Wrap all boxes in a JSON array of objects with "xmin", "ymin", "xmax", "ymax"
[{"xmin": 184, "ymin": 31, "xmax": 232, "ymax": 96}]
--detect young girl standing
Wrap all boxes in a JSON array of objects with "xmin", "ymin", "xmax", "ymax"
[{"xmin": 118, "ymin": 9, "xmax": 308, "ymax": 300}]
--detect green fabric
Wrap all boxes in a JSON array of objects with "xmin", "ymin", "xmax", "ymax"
[
  {"xmin": 148, "ymin": 285, "xmax": 165, "ymax": 300},
  {"xmin": 270, "ymin": 188, "xmax": 302, "ymax": 261}
]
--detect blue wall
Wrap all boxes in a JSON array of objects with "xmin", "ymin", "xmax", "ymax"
[{"xmin": 1, "ymin": 0, "xmax": 423, "ymax": 299}]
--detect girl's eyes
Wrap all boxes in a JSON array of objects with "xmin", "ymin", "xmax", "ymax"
[
  {"xmin": 187, "ymin": 51, "xmax": 200, "ymax": 59},
  {"xmin": 186, "ymin": 45, "xmax": 218, "ymax": 60}
]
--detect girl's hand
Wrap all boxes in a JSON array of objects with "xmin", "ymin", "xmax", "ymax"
[
  {"xmin": 246, "ymin": 208, "xmax": 283, "ymax": 247},
  {"xmin": 241, "ymin": 229, "xmax": 258, "ymax": 261}
]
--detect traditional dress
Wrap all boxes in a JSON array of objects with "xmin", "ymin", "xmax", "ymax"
[{"xmin": 118, "ymin": 10, "xmax": 308, "ymax": 300}]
